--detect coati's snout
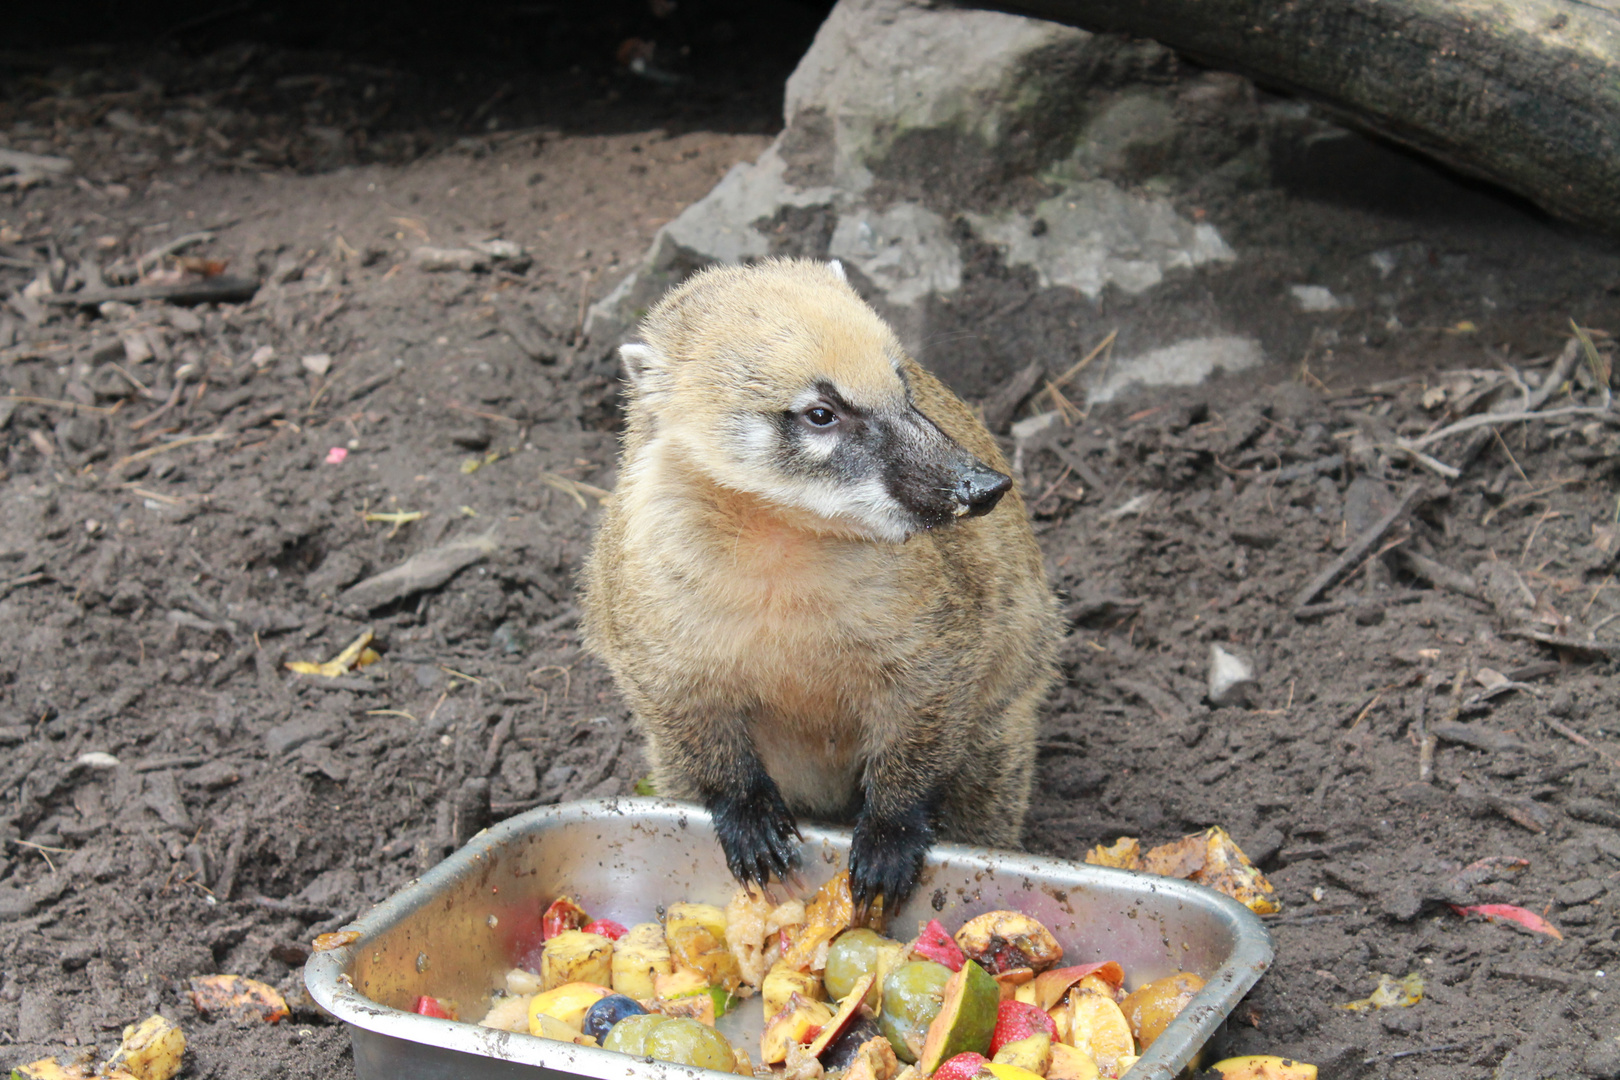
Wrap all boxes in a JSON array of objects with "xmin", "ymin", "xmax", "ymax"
[{"xmin": 880, "ymin": 409, "xmax": 1012, "ymax": 532}]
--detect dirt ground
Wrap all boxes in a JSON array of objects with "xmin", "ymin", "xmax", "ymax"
[{"xmin": 2, "ymin": 6, "xmax": 1619, "ymax": 1080}]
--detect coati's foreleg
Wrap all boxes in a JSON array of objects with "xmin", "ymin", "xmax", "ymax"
[
  {"xmin": 847, "ymin": 713, "xmax": 962, "ymax": 912},
  {"xmin": 645, "ymin": 704, "xmax": 803, "ymax": 889}
]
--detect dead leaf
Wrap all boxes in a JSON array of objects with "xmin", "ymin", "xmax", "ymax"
[{"xmin": 1448, "ymin": 903, "xmax": 1564, "ymax": 940}]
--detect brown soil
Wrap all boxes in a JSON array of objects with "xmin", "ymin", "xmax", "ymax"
[{"xmin": 2, "ymin": 10, "xmax": 1619, "ymax": 1080}]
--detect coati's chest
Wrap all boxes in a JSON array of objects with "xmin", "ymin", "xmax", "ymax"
[{"xmin": 623, "ymin": 478, "xmax": 922, "ymax": 812}]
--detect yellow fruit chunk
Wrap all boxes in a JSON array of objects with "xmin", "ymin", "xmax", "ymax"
[
  {"xmin": 528, "ymin": 981, "xmax": 610, "ymax": 1029},
  {"xmin": 1209, "ymin": 1055, "xmax": 1318, "ymax": 1080},
  {"xmin": 780, "ymin": 871, "xmax": 857, "ymax": 972},
  {"xmin": 1062, "ymin": 992, "xmax": 1133, "ymax": 1078},
  {"xmin": 1119, "ymin": 972, "xmax": 1205, "ymax": 1049},
  {"xmin": 763, "ymin": 960, "xmax": 824, "ymax": 1018},
  {"xmin": 761, "ymin": 993, "xmax": 834, "ymax": 1064},
  {"xmin": 1046, "ymin": 1043, "xmax": 1101, "ymax": 1080},
  {"xmin": 612, "ymin": 922, "xmax": 672, "ymax": 1000},
  {"xmin": 984, "ymin": 1063, "xmax": 1045, "ymax": 1080},
  {"xmin": 106, "ymin": 1015, "xmax": 187, "ymax": 1080},
  {"xmin": 1083, "ymin": 838, "xmax": 1141, "ymax": 870},
  {"xmin": 665, "ymin": 902, "xmax": 743, "ymax": 991},
  {"xmin": 992, "ymin": 1033, "xmax": 1052, "ymax": 1075},
  {"xmin": 540, "ymin": 930, "xmax": 614, "ymax": 990}
]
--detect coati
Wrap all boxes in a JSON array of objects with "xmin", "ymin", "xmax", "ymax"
[{"xmin": 582, "ymin": 258, "xmax": 1061, "ymax": 909}]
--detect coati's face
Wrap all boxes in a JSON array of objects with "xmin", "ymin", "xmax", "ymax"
[{"xmin": 621, "ymin": 259, "xmax": 1010, "ymax": 542}]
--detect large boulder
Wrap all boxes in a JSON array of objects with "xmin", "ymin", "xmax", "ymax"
[{"xmin": 588, "ymin": 0, "xmax": 1255, "ymax": 406}]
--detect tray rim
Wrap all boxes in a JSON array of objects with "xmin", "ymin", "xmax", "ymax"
[{"xmin": 305, "ymin": 797, "xmax": 1273, "ymax": 1080}]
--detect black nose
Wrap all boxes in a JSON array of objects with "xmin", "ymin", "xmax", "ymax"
[{"xmin": 957, "ymin": 462, "xmax": 1012, "ymax": 517}]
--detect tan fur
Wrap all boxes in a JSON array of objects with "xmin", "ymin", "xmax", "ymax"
[{"xmin": 582, "ymin": 258, "xmax": 1061, "ymax": 857}]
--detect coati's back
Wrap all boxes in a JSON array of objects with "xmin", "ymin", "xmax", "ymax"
[{"xmin": 582, "ymin": 258, "xmax": 1060, "ymax": 908}]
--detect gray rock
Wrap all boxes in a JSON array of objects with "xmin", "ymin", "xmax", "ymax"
[{"xmin": 589, "ymin": 0, "xmax": 1238, "ymax": 409}]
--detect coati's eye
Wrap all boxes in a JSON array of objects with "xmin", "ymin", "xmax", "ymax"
[{"xmin": 802, "ymin": 406, "xmax": 839, "ymax": 428}]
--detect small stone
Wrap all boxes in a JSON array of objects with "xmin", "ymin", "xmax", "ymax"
[
  {"xmin": 412, "ymin": 246, "xmax": 489, "ymax": 272},
  {"xmin": 301, "ymin": 353, "xmax": 332, "ymax": 376},
  {"xmin": 1290, "ymin": 284, "xmax": 1345, "ymax": 312},
  {"xmin": 1208, "ymin": 644, "xmax": 1257, "ymax": 707}
]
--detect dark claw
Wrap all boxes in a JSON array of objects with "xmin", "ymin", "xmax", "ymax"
[
  {"xmin": 708, "ymin": 778, "xmax": 803, "ymax": 889},
  {"xmin": 848, "ymin": 800, "xmax": 935, "ymax": 915}
]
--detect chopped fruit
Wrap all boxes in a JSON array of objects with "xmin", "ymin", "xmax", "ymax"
[
  {"xmin": 1032, "ymin": 963, "xmax": 1125, "ymax": 1011},
  {"xmin": 1209, "ymin": 1055, "xmax": 1318, "ymax": 1080},
  {"xmin": 914, "ymin": 919, "xmax": 966, "ymax": 970},
  {"xmin": 665, "ymin": 902, "xmax": 744, "ymax": 991},
  {"xmin": 541, "ymin": 896, "xmax": 590, "ymax": 940},
  {"xmin": 1119, "ymin": 972, "xmax": 1204, "ymax": 1049},
  {"xmin": 539, "ymin": 930, "xmax": 614, "ymax": 990},
  {"xmin": 806, "ymin": 973, "xmax": 878, "ymax": 1058},
  {"xmin": 918, "ymin": 960, "xmax": 1001, "ymax": 1075},
  {"xmin": 1046, "ymin": 1043, "xmax": 1101, "ymax": 1080},
  {"xmin": 953, "ymin": 913, "xmax": 1063, "ymax": 976},
  {"xmin": 582, "ymin": 919, "xmax": 629, "ymax": 940},
  {"xmin": 991, "ymin": 1033, "xmax": 1052, "ymax": 1075},
  {"xmin": 879, "ymin": 961, "xmax": 954, "ymax": 1063},
  {"xmin": 413, "ymin": 995, "xmax": 456, "ymax": 1020},
  {"xmin": 932, "ymin": 1052, "xmax": 990, "ymax": 1080},
  {"xmin": 989, "ymin": 1000, "xmax": 1058, "ymax": 1055},
  {"xmin": 528, "ymin": 981, "xmax": 611, "ymax": 1028},
  {"xmin": 762, "ymin": 993, "xmax": 835, "ymax": 1065},
  {"xmin": 1060, "ymin": 992, "xmax": 1132, "ymax": 1079}
]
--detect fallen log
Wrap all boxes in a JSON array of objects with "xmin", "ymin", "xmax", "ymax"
[{"xmin": 991, "ymin": 0, "xmax": 1620, "ymax": 234}]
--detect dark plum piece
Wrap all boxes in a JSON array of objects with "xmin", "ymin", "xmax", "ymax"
[
  {"xmin": 582, "ymin": 994, "xmax": 650, "ymax": 1043},
  {"xmin": 819, "ymin": 1016, "xmax": 883, "ymax": 1071}
]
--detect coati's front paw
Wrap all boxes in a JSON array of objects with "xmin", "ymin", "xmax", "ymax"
[
  {"xmin": 848, "ymin": 802, "xmax": 935, "ymax": 914},
  {"xmin": 708, "ymin": 779, "xmax": 803, "ymax": 889}
]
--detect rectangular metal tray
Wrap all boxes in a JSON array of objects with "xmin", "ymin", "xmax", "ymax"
[{"xmin": 305, "ymin": 798, "xmax": 1272, "ymax": 1080}]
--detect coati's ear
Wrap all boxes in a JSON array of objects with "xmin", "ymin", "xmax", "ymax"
[
  {"xmin": 827, "ymin": 259, "xmax": 847, "ymax": 283},
  {"xmin": 618, "ymin": 342, "xmax": 669, "ymax": 389}
]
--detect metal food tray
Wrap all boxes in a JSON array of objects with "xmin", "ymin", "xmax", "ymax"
[{"xmin": 305, "ymin": 798, "xmax": 1272, "ymax": 1080}]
